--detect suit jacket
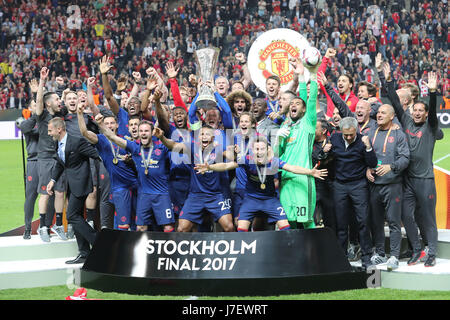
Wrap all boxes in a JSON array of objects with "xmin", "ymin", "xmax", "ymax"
[{"xmin": 52, "ymin": 134, "xmax": 100, "ymax": 197}]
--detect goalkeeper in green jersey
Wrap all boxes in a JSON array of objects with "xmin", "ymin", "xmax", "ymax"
[{"xmin": 275, "ymin": 59, "xmax": 320, "ymax": 229}]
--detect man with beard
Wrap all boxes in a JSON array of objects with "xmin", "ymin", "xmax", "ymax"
[
  {"xmin": 318, "ymin": 71, "xmax": 377, "ymax": 135},
  {"xmin": 225, "ymin": 89, "xmax": 253, "ymax": 130},
  {"xmin": 77, "ymin": 105, "xmax": 138, "ymax": 231},
  {"xmin": 155, "ymin": 125, "xmax": 235, "ymax": 233},
  {"xmin": 366, "ymin": 104, "xmax": 410, "ymax": 270},
  {"xmin": 35, "ymin": 67, "xmax": 67, "ymax": 242},
  {"xmin": 381, "ymin": 63, "xmax": 440, "ymax": 267},
  {"xmin": 319, "ymin": 48, "xmax": 359, "ymax": 115},
  {"xmin": 275, "ymin": 61, "xmax": 319, "ymax": 229},
  {"xmin": 97, "ymin": 116, "xmax": 175, "ymax": 232},
  {"xmin": 252, "ymin": 97, "xmax": 280, "ymax": 139},
  {"xmin": 195, "ymin": 136, "xmax": 327, "ymax": 232},
  {"xmin": 154, "ymin": 86, "xmax": 191, "ymax": 219}
]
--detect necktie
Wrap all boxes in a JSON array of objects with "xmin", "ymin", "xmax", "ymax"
[{"xmin": 59, "ymin": 141, "xmax": 65, "ymax": 163}]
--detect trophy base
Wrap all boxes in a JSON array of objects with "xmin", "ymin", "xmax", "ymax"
[{"xmin": 196, "ymin": 96, "xmax": 217, "ymax": 110}]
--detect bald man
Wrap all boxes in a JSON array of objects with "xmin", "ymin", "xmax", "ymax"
[{"xmin": 366, "ymin": 104, "xmax": 410, "ymax": 270}]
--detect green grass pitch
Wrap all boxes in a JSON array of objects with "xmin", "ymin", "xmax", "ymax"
[{"xmin": 1, "ymin": 129, "xmax": 449, "ymax": 300}]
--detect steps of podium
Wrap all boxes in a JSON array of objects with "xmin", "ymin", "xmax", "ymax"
[
  {"xmin": 351, "ymin": 229, "xmax": 450, "ymax": 291},
  {"xmin": 0, "ymin": 234, "xmax": 80, "ymax": 290}
]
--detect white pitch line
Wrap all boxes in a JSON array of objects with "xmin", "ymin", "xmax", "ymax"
[{"xmin": 434, "ymin": 153, "xmax": 450, "ymax": 164}]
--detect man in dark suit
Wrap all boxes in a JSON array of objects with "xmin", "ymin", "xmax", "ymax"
[
  {"xmin": 329, "ymin": 117, "xmax": 378, "ymax": 270},
  {"xmin": 46, "ymin": 117, "xmax": 100, "ymax": 264}
]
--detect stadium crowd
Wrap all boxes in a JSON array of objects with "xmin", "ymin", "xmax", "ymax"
[
  {"xmin": 0, "ymin": 0, "xmax": 448, "ymax": 109},
  {"xmin": 3, "ymin": 0, "xmax": 448, "ymax": 268}
]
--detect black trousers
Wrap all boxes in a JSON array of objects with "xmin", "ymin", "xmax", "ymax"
[
  {"xmin": 369, "ymin": 183, "xmax": 403, "ymax": 258},
  {"xmin": 334, "ymin": 178, "xmax": 373, "ymax": 264},
  {"xmin": 315, "ymin": 178, "xmax": 337, "ymax": 233},
  {"xmin": 66, "ymin": 191, "xmax": 98, "ymax": 257},
  {"xmin": 402, "ymin": 176, "xmax": 438, "ymax": 256}
]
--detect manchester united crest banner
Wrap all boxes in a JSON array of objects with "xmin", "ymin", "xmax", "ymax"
[{"xmin": 248, "ymin": 29, "xmax": 311, "ymax": 94}]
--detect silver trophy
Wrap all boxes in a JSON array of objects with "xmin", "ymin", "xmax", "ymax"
[{"xmin": 194, "ymin": 47, "xmax": 220, "ymax": 109}]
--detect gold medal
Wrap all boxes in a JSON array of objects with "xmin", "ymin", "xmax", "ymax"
[
  {"xmin": 113, "ymin": 158, "xmax": 118, "ymax": 165},
  {"xmin": 145, "ymin": 168, "xmax": 148, "ymax": 175},
  {"xmin": 261, "ymin": 183, "xmax": 266, "ymax": 190}
]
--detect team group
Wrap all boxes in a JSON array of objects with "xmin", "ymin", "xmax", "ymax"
[{"xmin": 17, "ymin": 48, "xmax": 440, "ymax": 269}]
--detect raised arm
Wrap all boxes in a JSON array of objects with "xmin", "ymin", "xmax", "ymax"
[
  {"xmin": 99, "ymin": 55, "xmax": 120, "ymax": 115},
  {"xmin": 381, "ymin": 61, "xmax": 405, "ymax": 121},
  {"xmin": 422, "ymin": 71, "xmax": 438, "ymax": 129},
  {"xmin": 36, "ymin": 67, "xmax": 49, "ymax": 116},
  {"xmin": 318, "ymin": 48, "xmax": 337, "ymax": 117},
  {"xmin": 304, "ymin": 63, "xmax": 319, "ymax": 125},
  {"xmin": 188, "ymin": 90, "xmax": 201, "ymax": 131},
  {"xmin": 86, "ymin": 77, "xmax": 100, "ymax": 117},
  {"xmin": 235, "ymin": 52, "xmax": 252, "ymax": 90},
  {"xmin": 290, "ymin": 57, "xmax": 304, "ymax": 97},
  {"xmin": 153, "ymin": 89, "xmax": 170, "ymax": 135},
  {"xmin": 166, "ymin": 62, "xmax": 188, "ymax": 112},
  {"xmin": 146, "ymin": 67, "xmax": 168, "ymax": 102},
  {"xmin": 140, "ymin": 75, "xmax": 158, "ymax": 119},
  {"xmin": 77, "ymin": 104, "xmax": 98, "ymax": 144}
]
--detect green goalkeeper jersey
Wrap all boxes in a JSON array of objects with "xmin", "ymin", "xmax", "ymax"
[
  {"xmin": 277, "ymin": 80, "xmax": 318, "ymax": 224},
  {"xmin": 278, "ymin": 80, "xmax": 317, "ymax": 176}
]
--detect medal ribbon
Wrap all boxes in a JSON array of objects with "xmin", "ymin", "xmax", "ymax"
[
  {"xmin": 255, "ymin": 163, "xmax": 267, "ymax": 186},
  {"xmin": 109, "ymin": 141, "xmax": 119, "ymax": 163},
  {"xmin": 140, "ymin": 143, "xmax": 154, "ymax": 172},
  {"xmin": 372, "ymin": 125, "xmax": 392, "ymax": 154}
]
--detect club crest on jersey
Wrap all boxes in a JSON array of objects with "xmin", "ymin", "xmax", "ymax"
[{"xmin": 287, "ymin": 136, "xmax": 296, "ymax": 143}]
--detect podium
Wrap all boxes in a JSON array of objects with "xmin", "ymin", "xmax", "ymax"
[{"xmin": 79, "ymin": 228, "xmax": 368, "ymax": 296}]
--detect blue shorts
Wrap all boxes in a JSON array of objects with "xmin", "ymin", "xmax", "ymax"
[
  {"xmin": 136, "ymin": 193, "xmax": 175, "ymax": 226},
  {"xmin": 232, "ymin": 188, "xmax": 246, "ymax": 218},
  {"xmin": 110, "ymin": 188, "xmax": 134, "ymax": 228},
  {"xmin": 180, "ymin": 193, "xmax": 231, "ymax": 225},
  {"xmin": 169, "ymin": 178, "xmax": 190, "ymax": 216},
  {"xmin": 238, "ymin": 195, "xmax": 287, "ymax": 223}
]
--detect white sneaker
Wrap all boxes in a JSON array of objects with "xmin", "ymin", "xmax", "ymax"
[
  {"xmin": 387, "ymin": 256, "xmax": 399, "ymax": 271},
  {"xmin": 370, "ymin": 253, "xmax": 388, "ymax": 265},
  {"xmin": 51, "ymin": 225, "xmax": 67, "ymax": 240},
  {"xmin": 38, "ymin": 226, "xmax": 50, "ymax": 242}
]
